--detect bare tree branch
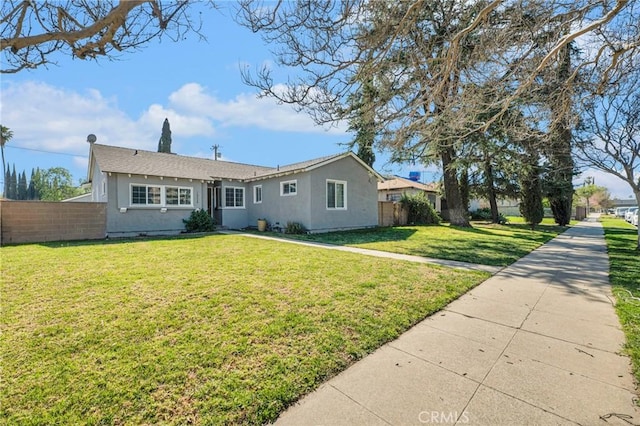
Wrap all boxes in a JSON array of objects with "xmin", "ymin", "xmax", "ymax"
[{"xmin": 0, "ymin": 0, "xmax": 214, "ymax": 73}]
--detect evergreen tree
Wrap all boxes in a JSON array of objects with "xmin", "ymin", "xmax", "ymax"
[
  {"xmin": 33, "ymin": 167, "xmax": 81, "ymax": 201},
  {"xmin": 543, "ymin": 41, "xmax": 576, "ymax": 226},
  {"xmin": 32, "ymin": 168, "xmax": 41, "ymax": 200},
  {"xmin": 347, "ymin": 75, "xmax": 377, "ymax": 167},
  {"xmin": 157, "ymin": 118, "xmax": 172, "ymax": 153},
  {"xmin": 18, "ymin": 170, "xmax": 27, "ymax": 200},
  {"xmin": 9, "ymin": 164, "xmax": 17, "ymax": 199},
  {"xmin": 27, "ymin": 168, "xmax": 37, "ymax": 200},
  {"xmin": 519, "ymin": 146, "xmax": 544, "ymax": 230}
]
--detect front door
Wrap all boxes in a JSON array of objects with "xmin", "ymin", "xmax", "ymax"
[{"xmin": 209, "ymin": 185, "xmax": 223, "ymax": 227}]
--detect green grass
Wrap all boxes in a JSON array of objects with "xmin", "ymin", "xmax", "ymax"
[
  {"xmin": 600, "ymin": 217, "xmax": 640, "ymax": 385},
  {"xmin": 1, "ymin": 235, "xmax": 488, "ymax": 425},
  {"xmin": 273, "ymin": 219, "xmax": 569, "ymax": 267}
]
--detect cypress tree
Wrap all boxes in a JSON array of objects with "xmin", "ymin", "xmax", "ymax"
[
  {"xmin": 32, "ymin": 167, "xmax": 41, "ymax": 200},
  {"xmin": 519, "ymin": 146, "xmax": 544, "ymax": 230},
  {"xmin": 9, "ymin": 164, "xmax": 17, "ymax": 199},
  {"xmin": 157, "ymin": 118, "xmax": 172, "ymax": 153},
  {"xmin": 18, "ymin": 170, "xmax": 27, "ymax": 200},
  {"xmin": 28, "ymin": 168, "xmax": 36, "ymax": 200}
]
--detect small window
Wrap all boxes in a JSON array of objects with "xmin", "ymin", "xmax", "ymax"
[
  {"xmin": 101, "ymin": 180, "xmax": 106, "ymax": 196},
  {"xmin": 180, "ymin": 188, "xmax": 191, "ymax": 205},
  {"xmin": 253, "ymin": 185, "xmax": 262, "ymax": 204},
  {"xmin": 225, "ymin": 187, "xmax": 244, "ymax": 208},
  {"xmin": 131, "ymin": 185, "xmax": 161, "ymax": 205},
  {"xmin": 166, "ymin": 187, "xmax": 179, "ymax": 205},
  {"xmin": 280, "ymin": 180, "xmax": 297, "ymax": 196},
  {"xmin": 327, "ymin": 180, "xmax": 347, "ymax": 210}
]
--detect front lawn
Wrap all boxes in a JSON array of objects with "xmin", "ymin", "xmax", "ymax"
[
  {"xmin": 1, "ymin": 235, "xmax": 488, "ymax": 425},
  {"xmin": 276, "ymin": 220, "xmax": 569, "ymax": 267},
  {"xmin": 601, "ymin": 217, "xmax": 640, "ymax": 385}
]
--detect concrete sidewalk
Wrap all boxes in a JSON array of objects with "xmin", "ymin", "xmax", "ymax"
[{"xmin": 274, "ymin": 219, "xmax": 638, "ymax": 425}]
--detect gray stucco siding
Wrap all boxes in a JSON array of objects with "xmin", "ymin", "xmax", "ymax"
[
  {"xmin": 246, "ymin": 174, "xmax": 311, "ymax": 230},
  {"xmin": 90, "ymin": 166, "xmax": 108, "ymax": 203},
  {"xmin": 308, "ymin": 156, "xmax": 378, "ymax": 232},
  {"xmin": 105, "ymin": 173, "xmax": 206, "ymax": 236},
  {"xmin": 220, "ymin": 182, "xmax": 249, "ymax": 230}
]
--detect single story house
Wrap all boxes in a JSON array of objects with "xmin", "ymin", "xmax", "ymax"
[
  {"xmin": 87, "ymin": 143, "xmax": 383, "ymax": 237},
  {"xmin": 469, "ymin": 198, "xmax": 520, "ymax": 212},
  {"xmin": 378, "ymin": 176, "xmax": 441, "ymax": 212}
]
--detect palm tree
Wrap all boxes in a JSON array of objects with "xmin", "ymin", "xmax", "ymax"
[{"xmin": 0, "ymin": 125, "xmax": 13, "ymax": 196}]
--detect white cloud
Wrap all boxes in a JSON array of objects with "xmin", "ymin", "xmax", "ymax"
[
  {"xmin": 167, "ymin": 82, "xmax": 347, "ymax": 134},
  {"xmin": 0, "ymin": 80, "xmax": 346, "ymax": 163},
  {"xmin": 138, "ymin": 104, "xmax": 216, "ymax": 138},
  {"xmin": 0, "ymin": 81, "xmax": 156, "ymax": 153}
]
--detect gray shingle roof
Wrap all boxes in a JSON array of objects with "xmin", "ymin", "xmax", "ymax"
[
  {"xmin": 89, "ymin": 144, "xmax": 379, "ymax": 182},
  {"xmin": 90, "ymin": 144, "xmax": 273, "ymax": 181},
  {"xmin": 249, "ymin": 153, "xmax": 348, "ymax": 180}
]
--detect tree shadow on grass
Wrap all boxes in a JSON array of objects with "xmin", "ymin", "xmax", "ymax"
[{"xmin": 283, "ymin": 227, "xmax": 419, "ymax": 245}]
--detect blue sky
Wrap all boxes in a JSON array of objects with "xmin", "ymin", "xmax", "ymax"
[{"xmin": 0, "ymin": 3, "xmax": 632, "ymax": 199}]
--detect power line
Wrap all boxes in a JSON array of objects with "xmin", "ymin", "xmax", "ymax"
[{"xmin": 5, "ymin": 145, "xmax": 88, "ymax": 158}]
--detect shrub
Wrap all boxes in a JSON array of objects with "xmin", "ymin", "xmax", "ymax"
[
  {"xmin": 470, "ymin": 208, "xmax": 492, "ymax": 220},
  {"xmin": 285, "ymin": 221, "xmax": 306, "ymax": 234},
  {"xmin": 400, "ymin": 193, "xmax": 441, "ymax": 225},
  {"xmin": 183, "ymin": 209, "xmax": 216, "ymax": 232},
  {"xmin": 470, "ymin": 208, "xmax": 509, "ymax": 224}
]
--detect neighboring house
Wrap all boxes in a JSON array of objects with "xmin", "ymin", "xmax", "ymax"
[
  {"xmin": 377, "ymin": 176, "xmax": 441, "ymax": 212},
  {"xmin": 469, "ymin": 198, "xmax": 520, "ymax": 212},
  {"xmin": 62, "ymin": 192, "xmax": 93, "ymax": 202},
  {"xmin": 87, "ymin": 143, "xmax": 383, "ymax": 237}
]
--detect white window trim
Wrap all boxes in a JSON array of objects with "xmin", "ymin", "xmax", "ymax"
[
  {"xmin": 129, "ymin": 183, "xmax": 193, "ymax": 208},
  {"xmin": 165, "ymin": 185, "xmax": 194, "ymax": 207},
  {"xmin": 130, "ymin": 183, "xmax": 162, "ymax": 207},
  {"xmin": 326, "ymin": 179, "xmax": 347, "ymax": 210},
  {"xmin": 280, "ymin": 179, "xmax": 297, "ymax": 196},
  {"xmin": 224, "ymin": 186, "xmax": 245, "ymax": 209},
  {"xmin": 253, "ymin": 185, "xmax": 262, "ymax": 204}
]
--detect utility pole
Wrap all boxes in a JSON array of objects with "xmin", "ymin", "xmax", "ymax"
[{"xmin": 211, "ymin": 144, "xmax": 222, "ymax": 160}]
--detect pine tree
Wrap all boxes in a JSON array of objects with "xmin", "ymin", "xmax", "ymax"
[
  {"xmin": 18, "ymin": 170, "xmax": 27, "ymax": 200},
  {"xmin": 157, "ymin": 118, "xmax": 172, "ymax": 153}
]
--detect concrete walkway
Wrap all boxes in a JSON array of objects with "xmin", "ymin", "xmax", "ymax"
[
  {"xmin": 274, "ymin": 219, "xmax": 639, "ymax": 425},
  {"xmin": 219, "ymin": 231, "xmax": 502, "ymax": 274}
]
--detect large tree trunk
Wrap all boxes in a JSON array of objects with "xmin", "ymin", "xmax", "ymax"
[
  {"xmin": 483, "ymin": 156, "xmax": 499, "ymax": 223},
  {"xmin": 441, "ymin": 147, "xmax": 470, "ymax": 227}
]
